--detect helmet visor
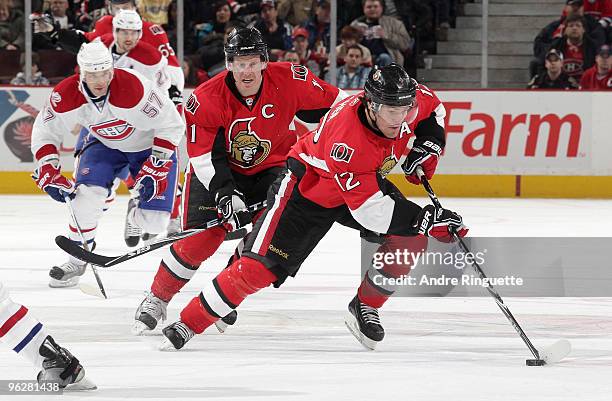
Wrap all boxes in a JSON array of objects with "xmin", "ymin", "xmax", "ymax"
[{"xmin": 227, "ymin": 58, "xmax": 265, "ymax": 73}]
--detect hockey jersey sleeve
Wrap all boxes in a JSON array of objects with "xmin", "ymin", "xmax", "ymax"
[
  {"xmin": 287, "ymin": 64, "xmax": 346, "ymax": 123},
  {"xmin": 413, "ymin": 85, "xmax": 447, "ymax": 147},
  {"xmin": 185, "ymin": 92, "xmax": 234, "ymax": 199},
  {"xmin": 144, "ymin": 23, "xmax": 184, "ymax": 91},
  {"xmin": 30, "ymin": 89, "xmax": 79, "ymax": 164},
  {"xmin": 329, "ymin": 157, "xmax": 422, "ymax": 236}
]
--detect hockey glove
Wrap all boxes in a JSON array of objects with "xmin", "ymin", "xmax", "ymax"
[
  {"xmin": 168, "ymin": 85, "xmax": 183, "ymax": 106},
  {"xmin": 32, "ymin": 161, "xmax": 75, "ymax": 203},
  {"xmin": 402, "ymin": 137, "xmax": 443, "ymax": 185},
  {"xmin": 413, "ymin": 205, "xmax": 468, "ymax": 243},
  {"xmin": 134, "ymin": 155, "xmax": 173, "ymax": 202},
  {"xmin": 216, "ymin": 189, "xmax": 252, "ymax": 232}
]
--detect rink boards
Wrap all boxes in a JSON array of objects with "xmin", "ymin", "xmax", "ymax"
[{"xmin": 1, "ymin": 87, "xmax": 611, "ymax": 198}]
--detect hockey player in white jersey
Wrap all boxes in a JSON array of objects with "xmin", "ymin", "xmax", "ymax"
[
  {"xmin": 73, "ymin": 9, "xmax": 176, "ymax": 247},
  {"xmin": 0, "ymin": 281, "xmax": 96, "ymax": 390},
  {"xmin": 31, "ymin": 40, "xmax": 184, "ymax": 287}
]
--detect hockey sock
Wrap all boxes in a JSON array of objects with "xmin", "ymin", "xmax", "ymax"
[
  {"xmin": 151, "ymin": 226, "xmax": 226, "ymax": 302},
  {"xmin": 358, "ymin": 235, "xmax": 428, "ymax": 308},
  {"xmin": 181, "ymin": 256, "xmax": 277, "ymax": 333}
]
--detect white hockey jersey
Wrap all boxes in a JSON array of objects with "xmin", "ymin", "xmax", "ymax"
[
  {"xmin": 100, "ymin": 33, "xmax": 170, "ymax": 93},
  {"xmin": 31, "ymin": 68, "xmax": 184, "ymax": 163}
]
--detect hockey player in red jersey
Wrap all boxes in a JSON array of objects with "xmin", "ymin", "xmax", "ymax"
[
  {"xmin": 158, "ymin": 64, "xmax": 468, "ymax": 351},
  {"xmin": 132, "ymin": 26, "xmax": 345, "ymax": 336}
]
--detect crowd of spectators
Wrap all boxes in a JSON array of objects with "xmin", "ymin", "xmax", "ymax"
[
  {"xmin": 529, "ymin": 0, "xmax": 611, "ymax": 90},
  {"xmin": 2, "ymin": 0, "xmax": 460, "ymax": 89}
]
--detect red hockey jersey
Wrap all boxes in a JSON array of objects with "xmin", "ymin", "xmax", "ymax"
[
  {"xmin": 185, "ymin": 62, "xmax": 343, "ymax": 197},
  {"xmin": 289, "ymin": 85, "xmax": 445, "ymax": 234}
]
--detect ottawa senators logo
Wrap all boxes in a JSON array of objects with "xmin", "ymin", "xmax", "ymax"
[
  {"xmin": 185, "ymin": 93, "xmax": 200, "ymax": 115},
  {"xmin": 379, "ymin": 154, "xmax": 398, "ymax": 177},
  {"xmin": 228, "ymin": 117, "xmax": 271, "ymax": 168},
  {"xmin": 330, "ymin": 142, "xmax": 354, "ymax": 163}
]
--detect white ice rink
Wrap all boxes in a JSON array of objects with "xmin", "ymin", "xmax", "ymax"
[{"xmin": 1, "ymin": 195, "xmax": 612, "ymax": 400}]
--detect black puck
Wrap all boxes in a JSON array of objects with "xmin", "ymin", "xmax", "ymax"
[{"xmin": 526, "ymin": 359, "xmax": 546, "ymax": 366}]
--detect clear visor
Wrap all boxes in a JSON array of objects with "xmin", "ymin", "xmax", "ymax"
[
  {"xmin": 227, "ymin": 59, "xmax": 266, "ymax": 73},
  {"xmin": 82, "ymin": 69, "xmax": 113, "ymax": 87},
  {"xmin": 374, "ymin": 99, "xmax": 418, "ymax": 125}
]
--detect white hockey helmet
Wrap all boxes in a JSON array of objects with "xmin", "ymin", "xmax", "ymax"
[
  {"xmin": 113, "ymin": 9, "xmax": 143, "ymax": 35},
  {"xmin": 77, "ymin": 39, "xmax": 113, "ymax": 73}
]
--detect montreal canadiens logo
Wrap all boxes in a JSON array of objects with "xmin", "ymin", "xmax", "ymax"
[
  {"xmin": 330, "ymin": 143, "xmax": 354, "ymax": 163},
  {"xmin": 228, "ymin": 117, "xmax": 271, "ymax": 168},
  {"xmin": 89, "ymin": 119, "xmax": 135, "ymax": 140}
]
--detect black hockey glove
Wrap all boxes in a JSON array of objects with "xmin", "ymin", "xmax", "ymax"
[
  {"xmin": 215, "ymin": 188, "xmax": 252, "ymax": 232},
  {"xmin": 168, "ymin": 85, "xmax": 183, "ymax": 106},
  {"xmin": 402, "ymin": 137, "xmax": 442, "ymax": 185},
  {"xmin": 413, "ymin": 205, "xmax": 468, "ymax": 242}
]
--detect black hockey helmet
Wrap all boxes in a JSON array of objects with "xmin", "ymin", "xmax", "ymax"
[
  {"xmin": 224, "ymin": 27, "xmax": 269, "ymax": 63},
  {"xmin": 364, "ymin": 64, "xmax": 417, "ymax": 108}
]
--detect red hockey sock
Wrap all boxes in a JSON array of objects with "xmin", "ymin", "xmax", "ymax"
[
  {"xmin": 358, "ymin": 235, "xmax": 428, "ymax": 308},
  {"xmin": 181, "ymin": 256, "xmax": 277, "ymax": 333},
  {"xmin": 150, "ymin": 226, "xmax": 226, "ymax": 302}
]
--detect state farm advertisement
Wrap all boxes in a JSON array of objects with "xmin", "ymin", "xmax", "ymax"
[
  {"xmin": 1, "ymin": 86, "xmax": 610, "ymax": 175},
  {"xmin": 434, "ymin": 91, "xmax": 612, "ymax": 176}
]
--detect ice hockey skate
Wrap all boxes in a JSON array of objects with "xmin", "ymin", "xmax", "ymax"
[
  {"xmin": 345, "ymin": 296, "xmax": 385, "ymax": 350},
  {"xmin": 214, "ymin": 310, "xmax": 238, "ymax": 333},
  {"xmin": 159, "ymin": 321, "xmax": 194, "ymax": 351},
  {"xmin": 37, "ymin": 336, "xmax": 96, "ymax": 391},
  {"xmin": 133, "ymin": 291, "xmax": 168, "ymax": 335},
  {"xmin": 124, "ymin": 197, "xmax": 142, "ymax": 247},
  {"xmin": 48, "ymin": 261, "xmax": 86, "ymax": 288}
]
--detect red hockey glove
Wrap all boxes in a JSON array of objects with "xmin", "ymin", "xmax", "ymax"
[
  {"xmin": 32, "ymin": 161, "xmax": 75, "ymax": 203},
  {"xmin": 134, "ymin": 155, "xmax": 173, "ymax": 202},
  {"xmin": 216, "ymin": 189, "xmax": 252, "ymax": 232},
  {"xmin": 402, "ymin": 137, "xmax": 442, "ymax": 185},
  {"xmin": 413, "ymin": 205, "xmax": 468, "ymax": 243}
]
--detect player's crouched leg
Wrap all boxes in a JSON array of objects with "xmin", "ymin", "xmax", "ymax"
[{"xmin": 159, "ymin": 256, "xmax": 277, "ymax": 351}]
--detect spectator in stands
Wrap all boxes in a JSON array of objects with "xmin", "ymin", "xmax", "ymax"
[
  {"xmin": 350, "ymin": 0, "xmax": 411, "ymax": 67},
  {"xmin": 194, "ymin": 1, "xmax": 234, "ymax": 49},
  {"xmin": 533, "ymin": 0, "xmax": 605, "ymax": 66},
  {"xmin": 527, "ymin": 49, "xmax": 579, "ymax": 89},
  {"xmin": 136, "ymin": 0, "xmax": 172, "ymax": 25},
  {"xmin": 10, "ymin": 52, "xmax": 50, "ymax": 86},
  {"xmin": 281, "ymin": 48, "xmax": 301, "ymax": 64},
  {"xmin": 325, "ymin": 44, "xmax": 371, "ymax": 89},
  {"xmin": 0, "ymin": 0, "xmax": 24, "ymax": 50},
  {"xmin": 580, "ymin": 44, "xmax": 612, "ymax": 89},
  {"xmin": 336, "ymin": 25, "xmax": 372, "ymax": 66},
  {"xmin": 227, "ymin": 0, "xmax": 262, "ymax": 20},
  {"xmin": 182, "ymin": 56, "xmax": 200, "ymax": 87},
  {"xmin": 291, "ymin": 26, "xmax": 323, "ymax": 76},
  {"xmin": 337, "ymin": 0, "xmax": 363, "ymax": 29},
  {"xmin": 304, "ymin": 0, "xmax": 331, "ymax": 53},
  {"xmin": 250, "ymin": 0, "xmax": 293, "ymax": 57},
  {"xmin": 547, "ymin": 14, "xmax": 598, "ymax": 81},
  {"xmin": 277, "ymin": 0, "xmax": 312, "ymax": 27},
  {"xmin": 47, "ymin": 0, "xmax": 75, "ymax": 29}
]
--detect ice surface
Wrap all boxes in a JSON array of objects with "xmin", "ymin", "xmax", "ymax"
[{"xmin": 1, "ymin": 195, "xmax": 611, "ymax": 400}]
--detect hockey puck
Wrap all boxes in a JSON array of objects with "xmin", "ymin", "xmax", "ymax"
[{"xmin": 526, "ymin": 359, "xmax": 546, "ymax": 366}]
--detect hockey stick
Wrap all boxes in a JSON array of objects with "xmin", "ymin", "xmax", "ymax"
[
  {"xmin": 55, "ymin": 200, "xmax": 267, "ymax": 268},
  {"xmin": 64, "ymin": 196, "xmax": 108, "ymax": 299},
  {"xmin": 415, "ymin": 167, "xmax": 570, "ymax": 366}
]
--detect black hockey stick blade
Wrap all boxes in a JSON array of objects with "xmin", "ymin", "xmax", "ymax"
[{"xmin": 55, "ymin": 200, "xmax": 267, "ymax": 267}]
